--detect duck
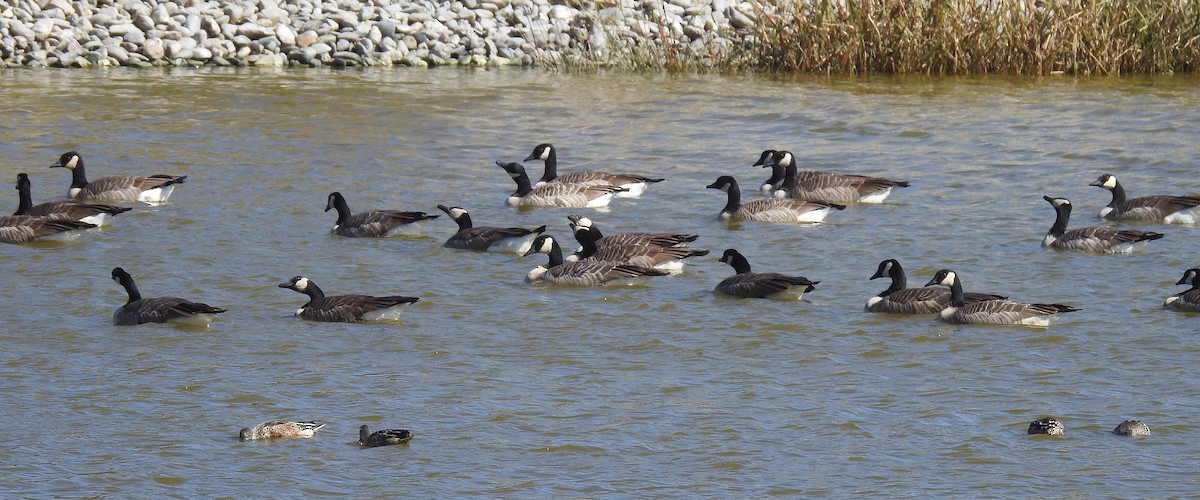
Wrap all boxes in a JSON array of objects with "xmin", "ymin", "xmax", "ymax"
[
  {"xmin": 522, "ymin": 234, "xmax": 669, "ymax": 285},
  {"xmin": 565, "ymin": 214, "xmax": 698, "ymax": 251},
  {"xmin": 1027, "ymin": 417, "xmax": 1065, "ymax": 436},
  {"xmin": 570, "ymin": 223, "xmax": 709, "ymax": 272},
  {"xmin": 325, "ymin": 192, "xmax": 438, "ymax": 237},
  {"xmin": 714, "ymin": 248, "xmax": 818, "ymax": 300},
  {"xmin": 865, "ymin": 259, "xmax": 1007, "ymax": 314},
  {"xmin": 110, "ymin": 267, "xmax": 227, "ymax": 326},
  {"xmin": 1090, "ymin": 173, "xmax": 1200, "ymax": 223},
  {"xmin": 1042, "ymin": 196, "xmax": 1164, "ymax": 254},
  {"xmin": 706, "ymin": 175, "xmax": 844, "ymax": 223},
  {"xmin": 49, "ymin": 151, "xmax": 187, "ymax": 204},
  {"xmin": 436, "ymin": 204, "xmax": 545, "ymax": 253},
  {"xmin": 278, "ymin": 276, "xmax": 419, "ymax": 322},
  {"xmin": 358, "ymin": 425, "xmax": 413, "ymax": 447},
  {"xmin": 496, "ymin": 161, "xmax": 625, "ymax": 208},
  {"xmin": 1164, "ymin": 268, "xmax": 1200, "ymax": 312},
  {"xmin": 523, "ymin": 143, "xmax": 664, "ymax": 197},
  {"xmin": 14, "ymin": 173, "xmax": 132, "ymax": 226},
  {"xmin": 239, "ymin": 420, "xmax": 326, "ymax": 441},
  {"xmin": 764, "ymin": 150, "xmax": 909, "ymax": 204},
  {"xmin": 1113, "ymin": 419, "xmax": 1151, "ymax": 437},
  {"xmin": 0, "ymin": 215, "xmax": 96, "ymax": 244},
  {"xmin": 924, "ymin": 269, "xmax": 1078, "ymax": 326}
]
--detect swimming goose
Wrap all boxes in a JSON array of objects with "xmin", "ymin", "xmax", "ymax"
[
  {"xmin": 924, "ymin": 269, "xmax": 1078, "ymax": 326},
  {"xmin": 14, "ymin": 173, "xmax": 131, "ymax": 226},
  {"xmin": 436, "ymin": 204, "xmax": 545, "ymax": 253},
  {"xmin": 765, "ymin": 150, "xmax": 909, "ymax": 204},
  {"xmin": 0, "ymin": 215, "xmax": 97, "ymax": 244},
  {"xmin": 1027, "ymin": 417, "xmax": 1065, "ymax": 436},
  {"xmin": 1042, "ymin": 196, "xmax": 1164, "ymax": 254},
  {"xmin": 50, "ymin": 151, "xmax": 187, "ymax": 204},
  {"xmin": 571, "ymin": 224, "xmax": 709, "ymax": 272},
  {"xmin": 753, "ymin": 149, "xmax": 784, "ymax": 195},
  {"xmin": 524, "ymin": 143, "xmax": 664, "ymax": 197},
  {"xmin": 566, "ymin": 215, "xmax": 698, "ymax": 250},
  {"xmin": 1164, "ymin": 268, "xmax": 1200, "ymax": 312},
  {"xmin": 278, "ymin": 276, "xmax": 419, "ymax": 322},
  {"xmin": 522, "ymin": 234, "xmax": 669, "ymax": 285},
  {"xmin": 239, "ymin": 420, "xmax": 325, "ymax": 441},
  {"xmin": 497, "ymin": 161, "xmax": 625, "ymax": 208},
  {"xmin": 358, "ymin": 425, "xmax": 413, "ymax": 447},
  {"xmin": 865, "ymin": 259, "xmax": 1007, "ymax": 314},
  {"xmin": 1090, "ymin": 173, "xmax": 1200, "ymax": 223},
  {"xmin": 714, "ymin": 248, "xmax": 818, "ymax": 300},
  {"xmin": 110, "ymin": 267, "xmax": 226, "ymax": 326},
  {"xmin": 706, "ymin": 175, "xmax": 844, "ymax": 223},
  {"xmin": 1113, "ymin": 419, "xmax": 1151, "ymax": 437},
  {"xmin": 325, "ymin": 191, "xmax": 438, "ymax": 237}
]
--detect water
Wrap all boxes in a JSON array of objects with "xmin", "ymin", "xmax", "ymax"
[{"xmin": 2, "ymin": 68, "xmax": 1198, "ymax": 497}]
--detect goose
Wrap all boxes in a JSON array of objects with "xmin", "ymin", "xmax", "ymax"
[
  {"xmin": 14, "ymin": 173, "xmax": 131, "ymax": 226},
  {"xmin": 49, "ymin": 151, "xmax": 187, "ymax": 204},
  {"xmin": 706, "ymin": 175, "xmax": 844, "ymax": 223},
  {"xmin": 524, "ymin": 143, "xmax": 664, "ymax": 197},
  {"xmin": 566, "ymin": 214, "xmax": 698, "ymax": 250},
  {"xmin": 239, "ymin": 420, "xmax": 326, "ymax": 441},
  {"xmin": 1113, "ymin": 419, "xmax": 1151, "ymax": 437},
  {"xmin": 571, "ymin": 224, "xmax": 709, "ymax": 272},
  {"xmin": 1163, "ymin": 268, "xmax": 1200, "ymax": 312},
  {"xmin": 436, "ymin": 204, "xmax": 545, "ymax": 253},
  {"xmin": 110, "ymin": 267, "xmax": 226, "ymax": 326},
  {"xmin": 1042, "ymin": 196, "xmax": 1164, "ymax": 254},
  {"xmin": 753, "ymin": 149, "xmax": 784, "ymax": 195},
  {"xmin": 1027, "ymin": 417, "xmax": 1065, "ymax": 436},
  {"xmin": 766, "ymin": 150, "xmax": 910, "ymax": 204},
  {"xmin": 924, "ymin": 269, "xmax": 1078, "ymax": 326},
  {"xmin": 0, "ymin": 215, "xmax": 96, "ymax": 244},
  {"xmin": 1090, "ymin": 173, "xmax": 1200, "ymax": 223},
  {"xmin": 278, "ymin": 276, "xmax": 419, "ymax": 322},
  {"xmin": 496, "ymin": 161, "xmax": 625, "ymax": 208},
  {"xmin": 325, "ymin": 191, "xmax": 438, "ymax": 237},
  {"xmin": 522, "ymin": 234, "xmax": 669, "ymax": 285},
  {"xmin": 865, "ymin": 259, "xmax": 1007, "ymax": 314},
  {"xmin": 358, "ymin": 425, "xmax": 413, "ymax": 447},
  {"xmin": 714, "ymin": 248, "xmax": 818, "ymax": 300}
]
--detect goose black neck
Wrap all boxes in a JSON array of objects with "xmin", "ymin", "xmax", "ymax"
[
  {"xmin": 118, "ymin": 274, "xmax": 142, "ymax": 303},
  {"xmin": 506, "ymin": 165, "xmax": 533, "ymax": 196},
  {"xmin": 69, "ymin": 163, "xmax": 89, "ymax": 189},
  {"xmin": 726, "ymin": 251, "xmax": 752, "ymax": 274},
  {"xmin": 545, "ymin": 239, "xmax": 564, "ymax": 268},
  {"xmin": 303, "ymin": 281, "xmax": 325, "ymax": 300},
  {"xmin": 780, "ymin": 160, "xmax": 798, "ymax": 191},
  {"xmin": 881, "ymin": 265, "xmax": 906, "ymax": 296},
  {"xmin": 763, "ymin": 163, "xmax": 785, "ymax": 188},
  {"xmin": 721, "ymin": 180, "xmax": 742, "ymax": 214},
  {"xmin": 574, "ymin": 227, "xmax": 599, "ymax": 259},
  {"xmin": 1048, "ymin": 202, "xmax": 1071, "ymax": 237},
  {"xmin": 454, "ymin": 212, "xmax": 473, "ymax": 230},
  {"xmin": 536, "ymin": 148, "xmax": 558, "ymax": 184},
  {"xmin": 14, "ymin": 176, "xmax": 33, "ymax": 216},
  {"xmin": 947, "ymin": 275, "xmax": 965, "ymax": 307},
  {"xmin": 1107, "ymin": 181, "xmax": 1127, "ymax": 207},
  {"xmin": 330, "ymin": 195, "xmax": 352, "ymax": 225}
]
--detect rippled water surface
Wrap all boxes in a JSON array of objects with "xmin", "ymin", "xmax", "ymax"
[{"xmin": 2, "ymin": 68, "xmax": 1199, "ymax": 497}]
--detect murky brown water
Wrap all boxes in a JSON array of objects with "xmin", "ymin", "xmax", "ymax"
[{"xmin": 2, "ymin": 68, "xmax": 1199, "ymax": 497}]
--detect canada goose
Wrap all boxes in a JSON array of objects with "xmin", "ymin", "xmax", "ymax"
[
  {"xmin": 1090, "ymin": 174, "xmax": 1200, "ymax": 223},
  {"xmin": 436, "ymin": 204, "xmax": 545, "ymax": 253},
  {"xmin": 1027, "ymin": 417, "xmax": 1065, "ymax": 436},
  {"xmin": 239, "ymin": 420, "xmax": 325, "ymax": 441},
  {"xmin": 924, "ymin": 269, "xmax": 1078, "ymax": 326},
  {"xmin": 571, "ymin": 224, "xmax": 709, "ymax": 272},
  {"xmin": 277, "ymin": 276, "xmax": 419, "ymax": 322},
  {"xmin": 753, "ymin": 149, "xmax": 784, "ymax": 195},
  {"xmin": 325, "ymin": 191, "xmax": 438, "ymax": 237},
  {"xmin": 1113, "ymin": 419, "xmax": 1150, "ymax": 437},
  {"xmin": 565, "ymin": 214, "xmax": 698, "ymax": 250},
  {"xmin": 765, "ymin": 150, "xmax": 909, "ymax": 204},
  {"xmin": 524, "ymin": 143, "xmax": 664, "ymax": 197},
  {"xmin": 1164, "ymin": 268, "xmax": 1200, "ymax": 312},
  {"xmin": 110, "ymin": 267, "xmax": 226, "ymax": 326},
  {"xmin": 358, "ymin": 425, "xmax": 412, "ymax": 447},
  {"xmin": 14, "ymin": 173, "xmax": 131, "ymax": 226},
  {"xmin": 706, "ymin": 175, "xmax": 844, "ymax": 223},
  {"xmin": 1042, "ymin": 196, "xmax": 1164, "ymax": 254},
  {"xmin": 715, "ymin": 248, "xmax": 818, "ymax": 300},
  {"xmin": 522, "ymin": 234, "xmax": 669, "ymax": 285},
  {"xmin": 0, "ymin": 215, "xmax": 97, "ymax": 244},
  {"xmin": 49, "ymin": 151, "xmax": 186, "ymax": 204},
  {"xmin": 865, "ymin": 259, "xmax": 1007, "ymax": 314},
  {"xmin": 496, "ymin": 161, "xmax": 625, "ymax": 208}
]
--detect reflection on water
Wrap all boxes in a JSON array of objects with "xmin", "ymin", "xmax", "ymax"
[{"xmin": 2, "ymin": 68, "xmax": 1199, "ymax": 497}]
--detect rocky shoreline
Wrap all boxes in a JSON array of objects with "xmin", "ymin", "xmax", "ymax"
[{"xmin": 0, "ymin": 0, "xmax": 764, "ymax": 69}]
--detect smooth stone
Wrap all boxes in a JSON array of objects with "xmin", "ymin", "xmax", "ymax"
[
  {"xmin": 142, "ymin": 38, "xmax": 164, "ymax": 59},
  {"xmin": 275, "ymin": 24, "xmax": 295, "ymax": 45},
  {"xmin": 295, "ymin": 30, "xmax": 318, "ymax": 48},
  {"xmin": 237, "ymin": 23, "xmax": 274, "ymax": 40}
]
